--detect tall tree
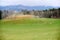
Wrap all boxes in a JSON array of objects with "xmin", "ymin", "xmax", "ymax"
[
  {"xmin": 0, "ymin": 10, "xmax": 2, "ymax": 20},
  {"xmin": 58, "ymin": 8, "xmax": 60, "ymax": 17}
]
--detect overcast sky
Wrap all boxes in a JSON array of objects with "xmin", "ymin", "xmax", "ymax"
[{"xmin": 0, "ymin": 0, "xmax": 60, "ymax": 7}]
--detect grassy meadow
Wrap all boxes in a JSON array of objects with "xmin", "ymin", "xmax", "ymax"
[{"xmin": 0, "ymin": 18, "xmax": 60, "ymax": 40}]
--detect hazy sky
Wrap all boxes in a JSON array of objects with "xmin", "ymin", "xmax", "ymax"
[{"xmin": 0, "ymin": 0, "xmax": 60, "ymax": 7}]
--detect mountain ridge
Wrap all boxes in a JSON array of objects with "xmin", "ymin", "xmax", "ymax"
[{"xmin": 0, "ymin": 5, "xmax": 57, "ymax": 11}]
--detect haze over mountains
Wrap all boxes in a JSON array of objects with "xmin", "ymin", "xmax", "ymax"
[{"xmin": 0, "ymin": 5, "xmax": 59, "ymax": 11}]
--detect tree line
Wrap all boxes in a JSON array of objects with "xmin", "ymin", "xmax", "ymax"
[{"xmin": 0, "ymin": 8, "xmax": 60, "ymax": 20}]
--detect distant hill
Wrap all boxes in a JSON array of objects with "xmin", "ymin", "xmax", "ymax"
[{"xmin": 0, "ymin": 5, "xmax": 56, "ymax": 11}]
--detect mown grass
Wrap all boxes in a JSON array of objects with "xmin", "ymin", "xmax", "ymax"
[{"xmin": 0, "ymin": 18, "xmax": 60, "ymax": 40}]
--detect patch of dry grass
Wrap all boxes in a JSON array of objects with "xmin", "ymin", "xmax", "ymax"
[{"xmin": 6, "ymin": 15, "xmax": 35, "ymax": 19}]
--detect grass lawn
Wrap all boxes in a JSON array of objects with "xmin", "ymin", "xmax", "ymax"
[{"xmin": 0, "ymin": 18, "xmax": 60, "ymax": 40}]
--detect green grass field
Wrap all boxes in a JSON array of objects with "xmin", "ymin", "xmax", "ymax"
[{"xmin": 0, "ymin": 18, "xmax": 60, "ymax": 40}]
